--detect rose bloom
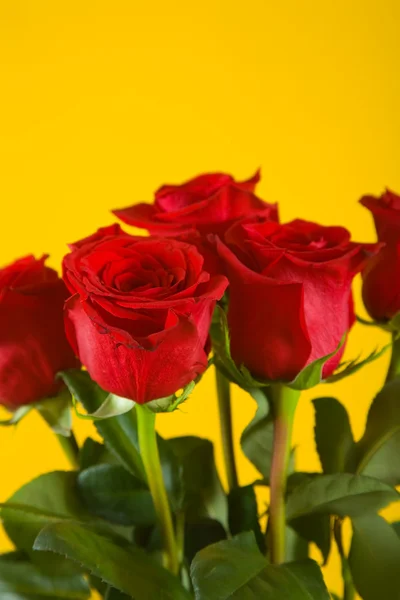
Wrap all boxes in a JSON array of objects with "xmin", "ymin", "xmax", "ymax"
[
  {"xmin": 63, "ymin": 225, "xmax": 228, "ymax": 403},
  {"xmin": 216, "ymin": 218, "xmax": 379, "ymax": 382},
  {"xmin": 113, "ymin": 170, "xmax": 278, "ymax": 237},
  {"xmin": 361, "ymin": 189, "xmax": 400, "ymax": 321},
  {"xmin": 0, "ymin": 256, "xmax": 78, "ymax": 410}
]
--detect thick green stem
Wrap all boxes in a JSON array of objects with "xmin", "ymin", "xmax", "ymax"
[
  {"xmin": 268, "ymin": 385, "xmax": 300, "ymax": 564},
  {"xmin": 136, "ymin": 404, "xmax": 179, "ymax": 574},
  {"xmin": 386, "ymin": 333, "xmax": 400, "ymax": 382},
  {"xmin": 215, "ymin": 369, "xmax": 238, "ymax": 491},
  {"xmin": 334, "ymin": 518, "xmax": 356, "ymax": 600},
  {"xmin": 56, "ymin": 432, "xmax": 80, "ymax": 469}
]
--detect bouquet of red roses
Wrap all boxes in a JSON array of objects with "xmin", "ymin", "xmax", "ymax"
[{"xmin": 0, "ymin": 172, "xmax": 399, "ymax": 600}]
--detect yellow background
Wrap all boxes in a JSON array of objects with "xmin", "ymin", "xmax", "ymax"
[{"xmin": 0, "ymin": 1, "xmax": 399, "ymax": 597}]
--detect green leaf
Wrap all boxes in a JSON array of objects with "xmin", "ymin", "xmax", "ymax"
[
  {"xmin": 33, "ymin": 522, "xmax": 192, "ymax": 600},
  {"xmin": 79, "ymin": 438, "xmax": 119, "ymax": 471},
  {"xmin": 1, "ymin": 471, "xmax": 89, "ymax": 556},
  {"xmin": 145, "ymin": 380, "xmax": 196, "ymax": 413},
  {"xmin": 60, "ymin": 370, "xmax": 145, "ymax": 481},
  {"xmin": 324, "ymin": 342, "xmax": 392, "ymax": 383},
  {"xmin": 228, "ymin": 485, "xmax": 265, "ymax": 553},
  {"xmin": 290, "ymin": 515, "xmax": 331, "ymax": 565},
  {"xmin": 288, "ymin": 337, "xmax": 346, "ymax": 391},
  {"xmin": 105, "ymin": 588, "xmax": 131, "ymax": 600},
  {"xmin": 287, "ymin": 474, "xmax": 331, "ymax": 564},
  {"xmin": 156, "ymin": 436, "xmax": 185, "ymax": 512},
  {"xmin": 72, "ymin": 392, "xmax": 134, "ymax": 420},
  {"xmin": 313, "ymin": 398, "xmax": 354, "ymax": 474},
  {"xmin": 0, "ymin": 405, "xmax": 32, "ymax": 426},
  {"xmin": 286, "ymin": 473, "xmax": 399, "ymax": 521},
  {"xmin": 392, "ymin": 521, "xmax": 400, "ymax": 536},
  {"xmin": 77, "ymin": 464, "xmax": 156, "ymax": 526},
  {"xmin": 349, "ymin": 514, "xmax": 400, "ymax": 600},
  {"xmin": 190, "ymin": 531, "xmax": 330, "ymax": 599},
  {"xmin": 184, "ymin": 518, "xmax": 227, "ymax": 564},
  {"xmin": 241, "ymin": 389, "xmax": 274, "ymax": 482},
  {"xmin": 348, "ymin": 379, "xmax": 400, "ymax": 484},
  {"xmin": 167, "ymin": 436, "xmax": 227, "ymax": 528},
  {"xmin": 360, "ymin": 433, "xmax": 400, "ymax": 486},
  {"xmin": 285, "ymin": 527, "xmax": 309, "ymax": 562},
  {"xmin": 35, "ymin": 388, "xmax": 73, "ymax": 437},
  {"xmin": 0, "ymin": 556, "xmax": 90, "ymax": 599},
  {"xmin": 357, "ymin": 310, "xmax": 400, "ymax": 333}
]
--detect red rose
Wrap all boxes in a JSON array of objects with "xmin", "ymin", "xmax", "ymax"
[
  {"xmin": 360, "ymin": 190, "xmax": 400, "ymax": 320},
  {"xmin": 63, "ymin": 225, "xmax": 228, "ymax": 403},
  {"xmin": 216, "ymin": 218, "xmax": 378, "ymax": 382},
  {"xmin": 0, "ymin": 256, "xmax": 78, "ymax": 410},
  {"xmin": 112, "ymin": 170, "xmax": 278, "ymax": 237}
]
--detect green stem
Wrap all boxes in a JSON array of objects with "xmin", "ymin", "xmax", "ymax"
[
  {"xmin": 215, "ymin": 369, "xmax": 238, "ymax": 491},
  {"xmin": 136, "ymin": 404, "xmax": 179, "ymax": 574},
  {"xmin": 333, "ymin": 518, "xmax": 356, "ymax": 600},
  {"xmin": 268, "ymin": 385, "xmax": 300, "ymax": 564},
  {"xmin": 56, "ymin": 432, "xmax": 80, "ymax": 469},
  {"xmin": 386, "ymin": 333, "xmax": 400, "ymax": 382},
  {"xmin": 176, "ymin": 511, "xmax": 185, "ymax": 566}
]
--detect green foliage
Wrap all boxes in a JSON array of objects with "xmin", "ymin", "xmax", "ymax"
[
  {"xmin": 72, "ymin": 392, "xmax": 134, "ymax": 421},
  {"xmin": 240, "ymin": 388, "xmax": 274, "ymax": 482},
  {"xmin": 227, "ymin": 485, "xmax": 265, "ymax": 553},
  {"xmin": 348, "ymin": 378, "xmax": 400, "ymax": 485},
  {"xmin": 60, "ymin": 370, "xmax": 146, "ymax": 481},
  {"xmin": 286, "ymin": 473, "xmax": 398, "ymax": 521},
  {"xmin": 324, "ymin": 342, "xmax": 392, "ymax": 383},
  {"xmin": 312, "ymin": 397, "xmax": 355, "ymax": 474},
  {"xmin": 77, "ymin": 464, "xmax": 156, "ymax": 526},
  {"xmin": 0, "ymin": 553, "xmax": 90, "ymax": 599},
  {"xmin": 1, "ymin": 471, "xmax": 89, "ymax": 556},
  {"xmin": 35, "ymin": 388, "xmax": 74, "ymax": 437},
  {"xmin": 0, "ymin": 405, "xmax": 32, "ymax": 426},
  {"xmin": 2, "ymin": 310, "xmax": 400, "ymax": 600},
  {"xmin": 190, "ymin": 532, "xmax": 330, "ymax": 599},
  {"xmin": 290, "ymin": 515, "xmax": 331, "ymax": 565},
  {"xmin": 288, "ymin": 337, "xmax": 346, "ymax": 391},
  {"xmin": 349, "ymin": 514, "xmax": 400, "ymax": 600},
  {"xmin": 284, "ymin": 526, "xmax": 309, "ymax": 562},
  {"xmin": 33, "ymin": 522, "xmax": 192, "ymax": 600},
  {"xmin": 79, "ymin": 438, "xmax": 118, "ymax": 471},
  {"xmin": 184, "ymin": 518, "xmax": 227, "ymax": 564},
  {"xmin": 145, "ymin": 380, "xmax": 196, "ymax": 413},
  {"xmin": 167, "ymin": 436, "xmax": 227, "ymax": 527}
]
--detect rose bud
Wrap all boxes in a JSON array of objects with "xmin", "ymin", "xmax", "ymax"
[
  {"xmin": 216, "ymin": 218, "xmax": 379, "ymax": 382},
  {"xmin": 63, "ymin": 225, "xmax": 228, "ymax": 403},
  {"xmin": 0, "ymin": 256, "xmax": 78, "ymax": 410},
  {"xmin": 112, "ymin": 170, "xmax": 278, "ymax": 237},
  {"xmin": 360, "ymin": 190, "xmax": 400, "ymax": 321}
]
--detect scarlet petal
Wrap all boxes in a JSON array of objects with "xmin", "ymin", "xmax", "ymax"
[
  {"xmin": 64, "ymin": 296, "xmax": 209, "ymax": 403},
  {"xmin": 0, "ymin": 280, "xmax": 78, "ymax": 409},
  {"xmin": 216, "ymin": 239, "xmax": 311, "ymax": 381},
  {"xmin": 362, "ymin": 245, "xmax": 400, "ymax": 320}
]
